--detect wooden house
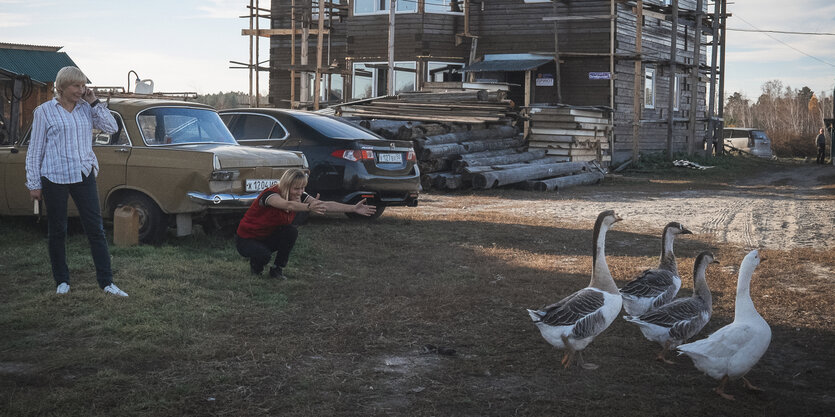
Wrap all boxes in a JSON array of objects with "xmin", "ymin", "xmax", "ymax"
[
  {"xmin": 0, "ymin": 43, "xmax": 81, "ymax": 144},
  {"xmin": 253, "ymin": 0, "xmax": 726, "ymax": 164}
]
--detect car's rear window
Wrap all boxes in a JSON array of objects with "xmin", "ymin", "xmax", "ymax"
[
  {"xmin": 751, "ymin": 131, "xmax": 769, "ymax": 141},
  {"xmin": 138, "ymin": 107, "xmax": 238, "ymax": 146},
  {"xmin": 293, "ymin": 113, "xmax": 379, "ymax": 140}
]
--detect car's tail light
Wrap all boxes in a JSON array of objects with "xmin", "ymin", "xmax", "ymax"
[
  {"xmin": 332, "ymin": 150, "xmax": 375, "ymax": 161},
  {"xmin": 406, "ymin": 149, "xmax": 416, "ymax": 161},
  {"xmin": 211, "ymin": 170, "xmax": 238, "ymax": 181}
]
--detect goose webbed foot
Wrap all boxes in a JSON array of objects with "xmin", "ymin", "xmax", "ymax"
[
  {"xmin": 742, "ymin": 377, "xmax": 764, "ymax": 392},
  {"xmin": 714, "ymin": 376, "xmax": 735, "ymax": 400},
  {"xmin": 655, "ymin": 343, "xmax": 676, "ymax": 364},
  {"xmin": 560, "ymin": 335, "xmax": 576, "ymax": 369}
]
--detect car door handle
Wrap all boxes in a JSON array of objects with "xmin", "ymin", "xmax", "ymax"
[{"xmin": 115, "ymin": 148, "xmax": 130, "ymax": 153}]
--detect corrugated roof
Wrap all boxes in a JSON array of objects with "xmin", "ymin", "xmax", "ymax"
[
  {"xmin": 0, "ymin": 47, "xmax": 80, "ymax": 83},
  {"xmin": 461, "ymin": 58, "xmax": 552, "ymax": 73}
]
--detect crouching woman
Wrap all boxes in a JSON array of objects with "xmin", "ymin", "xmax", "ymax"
[{"xmin": 235, "ymin": 168, "xmax": 376, "ymax": 278}]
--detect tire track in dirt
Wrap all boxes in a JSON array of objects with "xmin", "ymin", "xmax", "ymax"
[{"xmin": 411, "ymin": 164, "xmax": 834, "ymax": 250}]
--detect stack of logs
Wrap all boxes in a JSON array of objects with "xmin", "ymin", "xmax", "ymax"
[
  {"xmin": 526, "ymin": 105, "xmax": 612, "ymax": 162},
  {"xmin": 356, "ymin": 119, "xmax": 604, "ymax": 192},
  {"xmin": 336, "ymin": 91, "xmax": 607, "ymax": 192}
]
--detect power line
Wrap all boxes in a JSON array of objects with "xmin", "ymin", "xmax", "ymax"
[
  {"xmin": 734, "ymin": 15, "xmax": 835, "ymax": 69},
  {"xmin": 727, "ymin": 28, "xmax": 835, "ymax": 36}
]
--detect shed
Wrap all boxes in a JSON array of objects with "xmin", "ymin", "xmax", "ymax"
[{"xmin": 0, "ymin": 42, "xmax": 82, "ymax": 142}]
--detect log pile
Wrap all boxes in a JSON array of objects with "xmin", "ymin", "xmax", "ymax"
[
  {"xmin": 338, "ymin": 92, "xmax": 608, "ymax": 192},
  {"xmin": 526, "ymin": 105, "xmax": 613, "ymax": 163}
]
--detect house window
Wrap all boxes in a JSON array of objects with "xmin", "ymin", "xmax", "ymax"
[
  {"xmin": 425, "ymin": 0, "xmax": 464, "ymax": 14},
  {"xmin": 352, "ymin": 61, "xmax": 416, "ymax": 99},
  {"xmin": 354, "ymin": 0, "xmax": 416, "ymax": 15},
  {"xmin": 673, "ymin": 74, "xmax": 684, "ymax": 111},
  {"xmin": 426, "ymin": 62, "xmax": 464, "ymax": 82},
  {"xmin": 644, "ymin": 68, "xmax": 656, "ymax": 109},
  {"xmin": 315, "ymin": 74, "xmax": 344, "ymax": 102}
]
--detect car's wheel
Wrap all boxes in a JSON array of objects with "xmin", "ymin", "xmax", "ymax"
[
  {"xmin": 117, "ymin": 193, "xmax": 167, "ymax": 244},
  {"xmin": 346, "ymin": 204, "xmax": 385, "ymax": 220}
]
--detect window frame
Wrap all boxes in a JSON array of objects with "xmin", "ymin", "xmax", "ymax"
[
  {"xmin": 424, "ymin": 0, "xmax": 465, "ymax": 15},
  {"xmin": 352, "ymin": 61, "xmax": 417, "ymax": 99},
  {"xmin": 644, "ymin": 67, "xmax": 656, "ymax": 109},
  {"xmin": 353, "ymin": 0, "xmax": 417, "ymax": 16}
]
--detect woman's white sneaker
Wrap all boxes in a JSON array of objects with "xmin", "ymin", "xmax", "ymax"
[
  {"xmin": 103, "ymin": 283, "xmax": 129, "ymax": 297},
  {"xmin": 56, "ymin": 283, "xmax": 70, "ymax": 294}
]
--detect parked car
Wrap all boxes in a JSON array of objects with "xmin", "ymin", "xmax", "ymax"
[
  {"xmin": 0, "ymin": 98, "xmax": 308, "ymax": 243},
  {"xmin": 219, "ymin": 108, "xmax": 420, "ymax": 219},
  {"xmin": 722, "ymin": 127, "xmax": 773, "ymax": 158}
]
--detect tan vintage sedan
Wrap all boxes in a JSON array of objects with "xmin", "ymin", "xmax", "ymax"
[{"xmin": 0, "ymin": 98, "xmax": 307, "ymax": 243}]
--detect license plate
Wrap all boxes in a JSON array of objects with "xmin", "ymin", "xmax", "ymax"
[
  {"xmin": 378, "ymin": 152, "xmax": 402, "ymax": 163},
  {"xmin": 245, "ymin": 179, "xmax": 278, "ymax": 192}
]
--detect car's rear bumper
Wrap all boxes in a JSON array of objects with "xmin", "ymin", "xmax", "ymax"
[{"xmin": 187, "ymin": 192, "xmax": 257, "ymax": 208}]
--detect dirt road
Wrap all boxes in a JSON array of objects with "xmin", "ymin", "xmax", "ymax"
[{"xmin": 416, "ymin": 163, "xmax": 835, "ymax": 250}]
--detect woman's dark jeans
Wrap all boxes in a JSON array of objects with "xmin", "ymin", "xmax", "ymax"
[
  {"xmin": 235, "ymin": 225, "xmax": 298, "ymax": 272},
  {"xmin": 41, "ymin": 173, "xmax": 113, "ymax": 289}
]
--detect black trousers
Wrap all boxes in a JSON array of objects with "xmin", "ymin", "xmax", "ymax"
[
  {"xmin": 235, "ymin": 225, "xmax": 298, "ymax": 270},
  {"xmin": 817, "ymin": 146, "xmax": 827, "ymax": 164}
]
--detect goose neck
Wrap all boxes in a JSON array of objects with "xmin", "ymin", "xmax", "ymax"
[{"xmin": 591, "ymin": 223, "xmax": 618, "ymax": 293}]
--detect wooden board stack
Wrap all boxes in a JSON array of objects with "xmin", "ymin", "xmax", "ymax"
[{"xmin": 527, "ymin": 106, "xmax": 612, "ymax": 163}]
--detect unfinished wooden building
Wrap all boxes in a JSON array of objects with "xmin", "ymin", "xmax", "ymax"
[{"xmin": 248, "ymin": 0, "xmax": 725, "ymax": 164}]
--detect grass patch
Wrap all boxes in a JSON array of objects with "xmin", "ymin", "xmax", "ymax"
[{"xmin": 1, "ymin": 168, "xmax": 833, "ymax": 416}]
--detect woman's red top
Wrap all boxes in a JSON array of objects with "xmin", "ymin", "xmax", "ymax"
[{"xmin": 236, "ymin": 186, "xmax": 298, "ymax": 240}]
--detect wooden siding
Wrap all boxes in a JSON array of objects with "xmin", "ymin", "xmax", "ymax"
[{"xmin": 267, "ymin": 0, "xmax": 711, "ymax": 161}]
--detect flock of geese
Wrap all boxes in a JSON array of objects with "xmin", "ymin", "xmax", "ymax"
[{"xmin": 526, "ymin": 210, "xmax": 772, "ymax": 400}]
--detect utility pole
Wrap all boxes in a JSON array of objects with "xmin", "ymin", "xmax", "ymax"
[
  {"xmin": 666, "ymin": 0, "xmax": 678, "ymax": 160},
  {"xmin": 313, "ymin": 0, "xmax": 325, "ymax": 110},
  {"xmin": 387, "ymin": 0, "xmax": 396, "ymax": 96}
]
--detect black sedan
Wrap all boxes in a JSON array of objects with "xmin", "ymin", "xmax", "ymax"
[{"xmin": 219, "ymin": 109, "xmax": 420, "ymax": 219}]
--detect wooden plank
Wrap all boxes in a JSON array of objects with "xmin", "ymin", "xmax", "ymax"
[
  {"xmin": 243, "ymin": 28, "xmax": 330, "ymax": 37},
  {"xmin": 530, "ymin": 127, "xmax": 608, "ymax": 137}
]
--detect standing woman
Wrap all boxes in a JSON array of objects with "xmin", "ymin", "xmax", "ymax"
[
  {"xmin": 26, "ymin": 66, "xmax": 128, "ymax": 296},
  {"xmin": 236, "ymin": 168, "xmax": 376, "ymax": 279}
]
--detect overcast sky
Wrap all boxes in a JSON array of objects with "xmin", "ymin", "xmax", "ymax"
[{"xmin": 2, "ymin": 0, "xmax": 834, "ymax": 100}]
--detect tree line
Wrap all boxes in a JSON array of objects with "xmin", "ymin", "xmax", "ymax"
[{"xmin": 724, "ymin": 80, "xmax": 833, "ymax": 157}]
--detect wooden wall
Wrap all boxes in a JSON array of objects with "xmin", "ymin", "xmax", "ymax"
[{"xmin": 267, "ymin": 0, "xmax": 710, "ymax": 161}]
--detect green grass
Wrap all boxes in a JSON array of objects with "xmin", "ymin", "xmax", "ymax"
[
  {"xmin": 623, "ymin": 151, "xmax": 780, "ymax": 181},
  {"xmin": 1, "ymin": 171, "xmax": 833, "ymax": 417}
]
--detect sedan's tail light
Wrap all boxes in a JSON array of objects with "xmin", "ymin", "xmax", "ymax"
[
  {"xmin": 406, "ymin": 149, "xmax": 416, "ymax": 161},
  {"xmin": 332, "ymin": 150, "xmax": 375, "ymax": 161}
]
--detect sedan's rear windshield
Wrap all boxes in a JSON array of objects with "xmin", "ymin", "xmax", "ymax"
[
  {"xmin": 138, "ymin": 107, "xmax": 238, "ymax": 146},
  {"xmin": 751, "ymin": 131, "xmax": 769, "ymax": 141},
  {"xmin": 293, "ymin": 112, "xmax": 379, "ymax": 140}
]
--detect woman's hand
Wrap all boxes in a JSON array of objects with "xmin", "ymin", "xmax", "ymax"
[
  {"xmin": 308, "ymin": 194, "xmax": 327, "ymax": 215},
  {"xmin": 82, "ymin": 87, "xmax": 97, "ymax": 104},
  {"xmin": 353, "ymin": 198, "xmax": 377, "ymax": 216}
]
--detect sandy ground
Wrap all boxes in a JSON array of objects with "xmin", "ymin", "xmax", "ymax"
[{"xmin": 415, "ymin": 163, "xmax": 835, "ymax": 250}]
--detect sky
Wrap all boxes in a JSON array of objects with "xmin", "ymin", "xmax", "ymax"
[{"xmin": 2, "ymin": 0, "xmax": 835, "ymax": 100}]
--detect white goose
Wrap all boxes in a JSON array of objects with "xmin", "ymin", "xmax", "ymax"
[
  {"xmin": 527, "ymin": 210, "xmax": 623, "ymax": 370},
  {"xmin": 620, "ymin": 222, "xmax": 692, "ymax": 316},
  {"xmin": 624, "ymin": 251, "xmax": 718, "ymax": 364},
  {"xmin": 678, "ymin": 250, "xmax": 772, "ymax": 400}
]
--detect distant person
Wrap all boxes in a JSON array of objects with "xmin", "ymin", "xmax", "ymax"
[
  {"xmin": 235, "ymin": 168, "xmax": 376, "ymax": 279},
  {"xmin": 26, "ymin": 66, "xmax": 128, "ymax": 296},
  {"xmin": 816, "ymin": 128, "xmax": 827, "ymax": 164}
]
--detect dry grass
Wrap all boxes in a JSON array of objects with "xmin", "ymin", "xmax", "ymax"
[{"xmin": 1, "ymin": 172, "xmax": 833, "ymax": 416}]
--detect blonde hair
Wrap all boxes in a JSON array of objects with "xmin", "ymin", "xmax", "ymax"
[
  {"xmin": 54, "ymin": 66, "xmax": 87, "ymax": 96},
  {"xmin": 277, "ymin": 168, "xmax": 308, "ymax": 201}
]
